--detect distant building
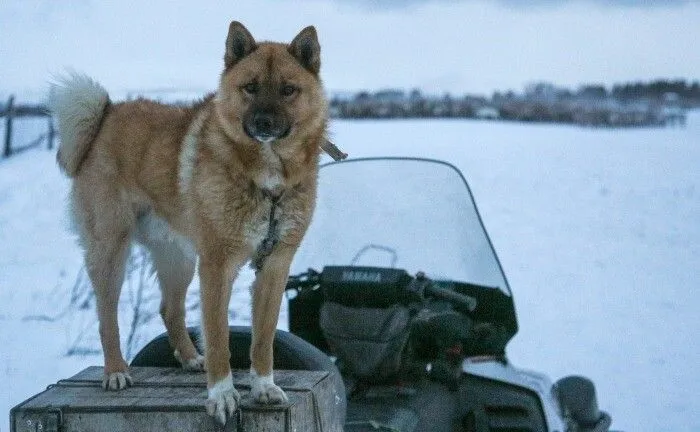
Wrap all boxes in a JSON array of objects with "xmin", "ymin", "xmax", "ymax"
[
  {"xmin": 475, "ymin": 106, "xmax": 500, "ymax": 120},
  {"xmin": 661, "ymin": 92, "xmax": 686, "ymax": 127}
]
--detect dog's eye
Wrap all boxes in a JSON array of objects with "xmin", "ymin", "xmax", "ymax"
[
  {"xmin": 242, "ymin": 82, "xmax": 259, "ymax": 95},
  {"xmin": 281, "ymin": 85, "xmax": 297, "ymax": 97}
]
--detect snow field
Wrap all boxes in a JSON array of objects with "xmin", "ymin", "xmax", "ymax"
[{"xmin": 1, "ymin": 113, "xmax": 699, "ymax": 431}]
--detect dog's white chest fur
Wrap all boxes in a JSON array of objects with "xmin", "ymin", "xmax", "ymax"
[{"xmin": 257, "ymin": 143, "xmax": 284, "ymax": 192}]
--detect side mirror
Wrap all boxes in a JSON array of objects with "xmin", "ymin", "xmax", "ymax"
[{"xmin": 554, "ymin": 375, "xmax": 613, "ymax": 432}]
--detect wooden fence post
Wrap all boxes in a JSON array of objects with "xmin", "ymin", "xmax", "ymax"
[
  {"xmin": 3, "ymin": 95, "xmax": 14, "ymax": 158},
  {"xmin": 47, "ymin": 117, "xmax": 55, "ymax": 150}
]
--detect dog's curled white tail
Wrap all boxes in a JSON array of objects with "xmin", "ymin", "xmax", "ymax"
[{"xmin": 49, "ymin": 73, "xmax": 110, "ymax": 177}]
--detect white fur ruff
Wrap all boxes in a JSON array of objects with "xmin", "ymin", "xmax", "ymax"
[
  {"xmin": 135, "ymin": 211, "xmax": 196, "ymax": 258},
  {"xmin": 178, "ymin": 109, "xmax": 207, "ymax": 194}
]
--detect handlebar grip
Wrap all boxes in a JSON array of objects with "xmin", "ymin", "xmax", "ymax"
[
  {"xmin": 286, "ymin": 270, "xmax": 321, "ymax": 291},
  {"xmin": 424, "ymin": 284, "xmax": 478, "ymax": 312}
]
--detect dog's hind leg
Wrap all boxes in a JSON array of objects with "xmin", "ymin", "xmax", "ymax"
[
  {"xmin": 137, "ymin": 219, "xmax": 202, "ymax": 370},
  {"xmin": 81, "ymin": 218, "xmax": 133, "ymax": 389},
  {"xmin": 88, "ymin": 240, "xmax": 133, "ymax": 390},
  {"xmin": 154, "ymin": 246, "xmax": 203, "ymax": 370},
  {"xmin": 72, "ymin": 177, "xmax": 136, "ymax": 391}
]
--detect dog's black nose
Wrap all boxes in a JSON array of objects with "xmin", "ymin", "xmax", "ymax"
[{"xmin": 253, "ymin": 113, "xmax": 274, "ymax": 134}]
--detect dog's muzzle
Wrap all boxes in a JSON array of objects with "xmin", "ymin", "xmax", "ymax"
[{"xmin": 245, "ymin": 113, "xmax": 290, "ymax": 144}]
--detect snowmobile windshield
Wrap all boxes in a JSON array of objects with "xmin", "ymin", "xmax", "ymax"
[{"xmin": 291, "ymin": 158, "xmax": 511, "ymax": 295}]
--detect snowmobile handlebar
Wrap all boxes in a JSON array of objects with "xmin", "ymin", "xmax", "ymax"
[
  {"xmin": 407, "ymin": 271, "xmax": 478, "ymax": 312},
  {"xmin": 286, "ymin": 268, "xmax": 322, "ymax": 291},
  {"xmin": 287, "ymin": 267, "xmax": 478, "ymax": 313},
  {"xmin": 423, "ymin": 281, "xmax": 478, "ymax": 312}
]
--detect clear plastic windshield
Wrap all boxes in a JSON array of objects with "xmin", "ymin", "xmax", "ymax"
[{"xmin": 291, "ymin": 158, "xmax": 511, "ymax": 295}]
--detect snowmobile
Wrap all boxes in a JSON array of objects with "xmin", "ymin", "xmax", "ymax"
[{"xmin": 132, "ymin": 157, "xmax": 615, "ymax": 431}]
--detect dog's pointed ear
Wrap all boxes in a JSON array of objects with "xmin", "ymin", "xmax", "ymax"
[
  {"xmin": 288, "ymin": 26, "xmax": 320, "ymax": 75},
  {"xmin": 225, "ymin": 21, "xmax": 256, "ymax": 69}
]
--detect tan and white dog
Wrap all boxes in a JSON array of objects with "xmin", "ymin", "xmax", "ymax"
[{"xmin": 49, "ymin": 21, "xmax": 327, "ymax": 424}]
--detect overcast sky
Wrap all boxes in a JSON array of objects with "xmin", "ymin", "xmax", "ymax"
[{"xmin": 1, "ymin": 0, "xmax": 698, "ymax": 100}]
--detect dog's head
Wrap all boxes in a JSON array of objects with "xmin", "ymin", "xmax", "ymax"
[{"xmin": 215, "ymin": 22, "xmax": 327, "ymax": 152}]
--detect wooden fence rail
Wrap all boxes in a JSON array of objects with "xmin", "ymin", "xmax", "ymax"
[{"xmin": 1, "ymin": 95, "xmax": 55, "ymax": 159}]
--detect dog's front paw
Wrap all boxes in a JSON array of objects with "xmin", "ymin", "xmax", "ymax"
[
  {"xmin": 206, "ymin": 373, "xmax": 240, "ymax": 425},
  {"xmin": 251, "ymin": 373, "xmax": 288, "ymax": 404},
  {"xmin": 102, "ymin": 371, "xmax": 133, "ymax": 391},
  {"xmin": 174, "ymin": 350, "xmax": 205, "ymax": 372}
]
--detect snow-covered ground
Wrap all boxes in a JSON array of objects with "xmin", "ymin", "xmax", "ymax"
[{"xmin": 1, "ymin": 113, "xmax": 699, "ymax": 431}]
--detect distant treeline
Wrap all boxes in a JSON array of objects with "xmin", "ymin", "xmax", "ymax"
[
  {"xmin": 611, "ymin": 79, "xmax": 700, "ymax": 102},
  {"xmin": 331, "ymin": 79, "xmax": 697, "ymax": 127}
]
